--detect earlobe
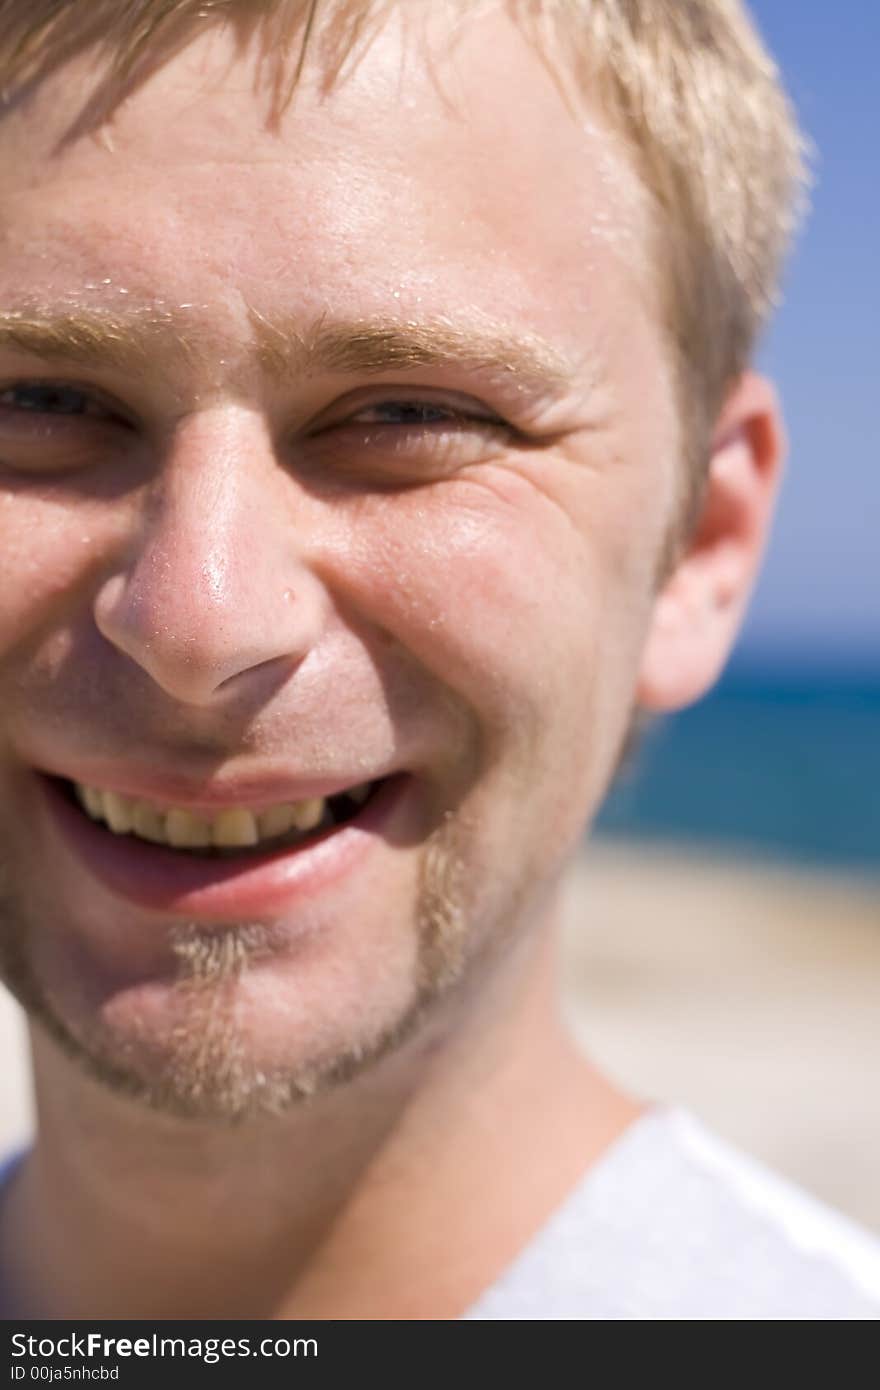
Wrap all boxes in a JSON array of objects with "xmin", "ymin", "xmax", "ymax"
[{"xmin": 636, "ymin": 372, "xmax": 786, "ymax": 713}]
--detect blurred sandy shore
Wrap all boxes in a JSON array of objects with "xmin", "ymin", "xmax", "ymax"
[
  {"xmin": 562, "ymin": 839, "xmax": 880, "ymax": 1231},
  {"xmin": 0, "ymin": 840, "xmax": 878, "ymax": 1230}
]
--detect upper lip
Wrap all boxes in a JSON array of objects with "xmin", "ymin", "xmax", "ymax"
[{"xmin": 34, "ymin": 760, "xmax": 390, "ymax": 814}]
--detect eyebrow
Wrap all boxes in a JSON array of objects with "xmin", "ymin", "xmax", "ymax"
[
  {"xmin": 0, "ymin": 304, "xmax": 585, "ymax": 402},
  {"xmin": 0, "ymin": 308, "xmax": 185, "ymax": 374},
  {"xmin": 250, "ymin": 309, "xmax": 583, "ymax": 400}
]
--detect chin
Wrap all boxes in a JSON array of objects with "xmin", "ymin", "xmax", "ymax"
[
  {"xmin": 17, "ymin": 922, "xmax": 436, "ymax": 1122},
  {"xmin": 4, "ymin": 877, "xmax": 477, "ymax": 1125},
  {"xmin": 0, "ymin": 797, "xmax": 486, "ymax": 1120}
]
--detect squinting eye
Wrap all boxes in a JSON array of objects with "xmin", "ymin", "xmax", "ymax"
[
  {"xmin": 349, "ymin": 401, "xmax": 465, "ymax": 426},
  {"xmin": 299, "ymin": 394, "xmax": 515, "ymax": 488},
  {"xmin": 0, "ymin": 380, "xmax": 135, "ymax": 478},
  {"xmin": 0, "ymin": 383, "xmax": 105, "ymax": 417}
]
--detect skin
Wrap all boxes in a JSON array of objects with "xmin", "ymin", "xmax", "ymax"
[{"xmin": 0, "ymin": 6, "xmax": 783, "ymax": 1317}]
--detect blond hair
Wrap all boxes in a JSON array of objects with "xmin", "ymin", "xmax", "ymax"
[{"xmin": 0, "ymin": 0, "xmax": 807, "ymax": 520}]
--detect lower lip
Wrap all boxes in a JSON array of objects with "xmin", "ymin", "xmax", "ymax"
[{"xmin": 37, "ymin": 773, "xmax": 407, "ymax": 921}]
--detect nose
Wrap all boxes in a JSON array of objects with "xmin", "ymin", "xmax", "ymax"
[{"xmin": 94, "ymin": 409, "xmax": 327, "ymax": 706}]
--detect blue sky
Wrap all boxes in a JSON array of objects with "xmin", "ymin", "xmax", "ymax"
[{"xmin": 726, "ymin": 1, "xmax": 878, "ymax": 664}]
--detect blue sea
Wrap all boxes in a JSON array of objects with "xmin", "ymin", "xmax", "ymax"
[{"xmin": 594, "ymin": 663, "xmax": 880, "ymax": 877}]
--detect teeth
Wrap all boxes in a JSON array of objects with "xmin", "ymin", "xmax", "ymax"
[
  {"xmin": 77, "ymin": 785, "xmax": 105, "ymax": 820},
  {"xmin": 131, "ymin": 801, "xmax": 166, "ymax": 844},
  {"xmin": 103, "ymin": 791, "xmax": 135, "ymax": 835},
  {"xmin": 257, "ymin": 804, "xmax": 296, "ymax": 838},
  {"xmin": 67, "ymin": 779, "xmax": 373, "ymax": 852},
  {"xmin": 211, "ymin": 808, "xmax": 259, "ymax": 848},
  {"xmin": 165, "ymin": 808, "xmax": 213, "ymax": 849},
  {"xmin": 291, "ymin": 798, "xmax": 324, "ymax": 832}
]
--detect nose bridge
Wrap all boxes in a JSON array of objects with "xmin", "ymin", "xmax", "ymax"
[
  {"xmin": 149, "ymin": 420, "xmax": 262, "ymax": 607},
  {"xmin": 93, "ymin": 410, "xmax": 324, "ymax": 704}
]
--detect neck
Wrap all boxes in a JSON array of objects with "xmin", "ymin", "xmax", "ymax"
[{"xmin": 1, "ymin": 901, "xmax": 641, "ymax": 1319}]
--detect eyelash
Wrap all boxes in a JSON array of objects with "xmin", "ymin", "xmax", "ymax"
[
  {"xmin": 0, "ymin": 381, "xmax": 129, "ymax": 425},
  {"xmin": 0, "ymin": 382, "xmax": 506, "ymax": 433},
  {"xmin": 344, "ymin": 400, "xmax": 484, "ymax": 427},
  {"xmin": 0, "ymin": 380, "xmax": 522, "ymax": 489}
]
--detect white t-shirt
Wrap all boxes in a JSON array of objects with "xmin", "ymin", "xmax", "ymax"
[
  {"xmin": 463, "ymin": 1107, "xmax": 880, "ymax": 1319},
  {"xmin": 3, "ymin": 1109, "xmax": 878, "ymax": 1318}
]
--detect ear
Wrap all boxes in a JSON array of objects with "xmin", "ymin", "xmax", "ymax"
[{"xmin": 636, "ymin": 372, "xmax": 786, "ymax": 712}]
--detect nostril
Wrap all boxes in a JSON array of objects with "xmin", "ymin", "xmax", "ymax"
[
  {"xmin": 216, "ymin": 653, "xmax": 289, "ymax": 691},
  {"xmin": 93, "ymin": 555, "xmax": 322, "ymax": 705}
]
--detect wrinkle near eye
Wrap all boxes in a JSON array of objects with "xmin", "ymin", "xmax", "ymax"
[{"xmin": 445, "ymin": 456, "xmax": 600, "ymax": 548}]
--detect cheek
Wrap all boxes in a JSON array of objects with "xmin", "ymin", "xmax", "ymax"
[
  {"xmin": 317, "ymin": 468, "xmax": 656, "ymax": 770},
  {"xmin": 0, "ymin": 491, "xmax": 95, "ymax": 654},
  {"xmin": 329, "ymin": 482, "xmax": 585, "ymax": 684}
]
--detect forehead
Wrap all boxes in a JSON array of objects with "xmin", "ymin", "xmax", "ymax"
[{"xmin": 0, "ymin": 6, "xmax": 653, "ymax": 383}]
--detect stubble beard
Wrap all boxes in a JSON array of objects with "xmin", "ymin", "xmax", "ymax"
[{"xmin": 0, "ymin": 816, "xmax": 473, "ymax": 1124}]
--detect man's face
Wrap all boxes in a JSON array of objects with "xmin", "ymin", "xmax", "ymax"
[{"xmin": 0, "ymin": 7, "xmax": 680, "ymax": 1114}]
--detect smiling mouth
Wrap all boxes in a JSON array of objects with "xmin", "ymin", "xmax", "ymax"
[{"xmin": 51, "ymin": 775, "xmax": 382, "ymax": 860}]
